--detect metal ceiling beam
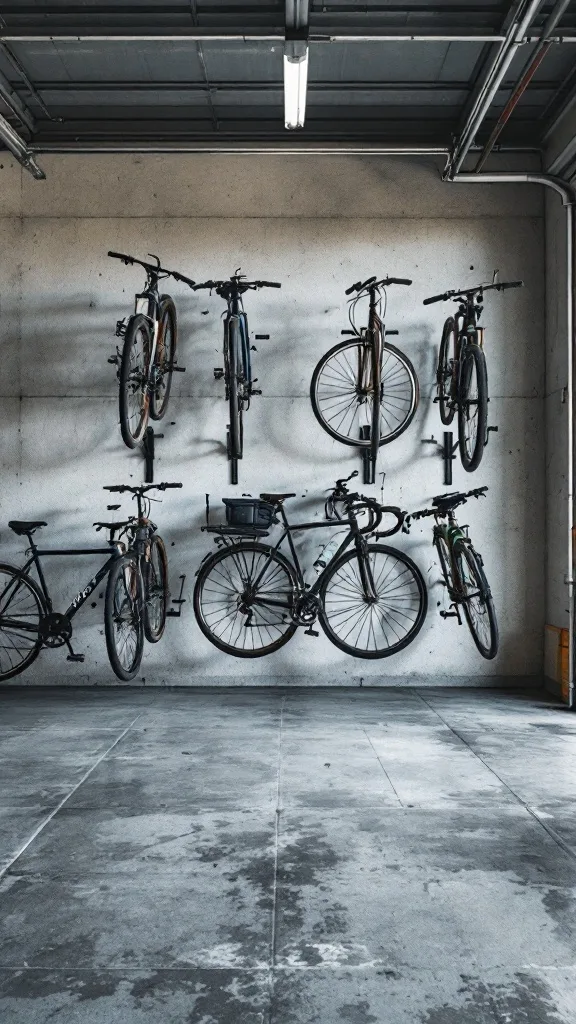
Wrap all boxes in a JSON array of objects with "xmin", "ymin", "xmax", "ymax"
[
  {"xmin": 445, "ymin": 0, "xmax": 547, "ymax": 177},
  {"xmin": 4, "ymin": 31, "xmax": 576, "ymax": 42},
  {"xmin": 0, "ymin": 110, "xmax": 44, "ymax": 176},
  {"xmin": 0, "ymin": 64, "xmax": 34, "ymax": 130}
]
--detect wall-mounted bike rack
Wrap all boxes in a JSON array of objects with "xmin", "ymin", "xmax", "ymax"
[
  {"xmin": 142, "ymin": 426, "xmax": 164, "ymax": 484},
  {"xmin": 166, "ymin": 574, "xmax": 186, "ymax": 617},
  {"xmin": 359, "ymin": 426, "xmax": 376, "ymax": 485},
  {"xmin": 422, "ymin": 432, "xmax": 458, "ymax": 487}
]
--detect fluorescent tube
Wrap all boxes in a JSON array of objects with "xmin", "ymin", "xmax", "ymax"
[{"xmin": 284, "ymin": 49, "xmax": 308, "ymax": 129}]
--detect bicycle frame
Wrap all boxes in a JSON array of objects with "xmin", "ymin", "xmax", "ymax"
[
  {"xmin": 224, "ymin": 292, "xmax": 252, "ymax": 390},
  {"xmin": 433, "ymin": 516, "xmax": 475, "ymax": 604},
  {"xmin": 134, "ymin": 269, "xmax": 164, "ymax": 379},
  {"xmin": 14, "ymin": 542, "xmax": 124, "ymax": 622}
]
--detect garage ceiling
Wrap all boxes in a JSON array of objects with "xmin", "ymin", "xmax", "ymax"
[{"xmin": 0, "ymin": 1, "xmax": 575, "ymax": 165}]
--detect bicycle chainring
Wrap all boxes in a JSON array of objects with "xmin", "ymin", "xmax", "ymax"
[
  {"xmin": 293, "ymin": 593, "xmax": 319, "ymax": 626},
  {"xmin": 39, "ymin": 612, "xmax": 73, "ymax": 648}
]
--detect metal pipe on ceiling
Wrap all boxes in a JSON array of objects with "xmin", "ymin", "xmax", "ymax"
[
  {"xmin": 5, "ymin": 33, "xmax": 576, "ymax": 43},
  {"xmin": 454, "ymin": 169, "xmax": 576, "ymax": 709},
  {"xmin": 446, "ymin": 0, "xmax": 547, "ymax": 177},
  {"xmin": 0, "ymin": 109, "xmax": 44, "ymax": 176},
  {"xmin": 28, "ymin": 143, "xmax": 450, "ymax": 155},
  {"xmin": 475, "ymin": 0, "xmax": 572, "ymax": 171}
]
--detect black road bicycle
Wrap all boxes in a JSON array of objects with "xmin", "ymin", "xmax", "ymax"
[
  {"xmin": 311, "ymin": 276, "xmax": 419, "ymax": 465},
  {"xmin": 194, "ymin": 470, "xmax": 427, "ymax": 659},
  {"xmin": 0, "ymin": 482, "xmax": 181, "ymax": 683},
  {"xmin": 404, "ymin": 485, "xmax": 498, "ymax": 659},
  {"xmin": 193, "ymin": 272, "xmax": 281, "ymax": 484},
  {"xmin": 425, "ymin": 276, "xmax": 523, "ymax": 472},
  {"xmin": 108, "ymin": 251, "xmax": 195, "ymax": 448}
]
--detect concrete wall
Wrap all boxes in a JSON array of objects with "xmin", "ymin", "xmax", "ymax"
[{"xmin": 0, "ymin": 153, "xmax": 545, "ymax": 685}]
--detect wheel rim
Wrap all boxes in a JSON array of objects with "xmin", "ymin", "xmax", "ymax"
[
  {"xmin": 154, "ymin": 311, "xmax": 174, "ymax": 414},
  {"xmin": 439, "ymin": 322, "xmax": 457, "ymax": 415},
  {"xmin": 322, "ymin": 549, "xmax": 424, "ymax": 655},
  {"xmin": 0, "ymin": 569, "xmax": 41, "ymax": 676},
  {"xmin": 458, "ymin": 549, "xmax": 493, "ymax": 654},
  {"xmin": 460, "ymin": 354, "xmax": 481, "ymax": 462},
  {"xmin": 314, "ymin": 341, "xmax": 416, "ymax": 446},
  {"xmin": 146, "ymin": 543, "xmax": 165, "ymax": 636},
  {"xmin": 197, "ymin": 548, "xmax": 294, "ymax": 654},
  {"xmin": 125, "ymin": 325, "xmax": 150, "ymax": 440},
  {"xmin": 112, "ymin": 562, "xmax": 141, "ymax": 672}
]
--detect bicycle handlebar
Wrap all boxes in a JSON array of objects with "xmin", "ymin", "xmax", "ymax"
[
  {"xmin": 345, "ymin": 276, "xmax": 412, "ymax": 296},
  {"xmin": 407, "ymin": 486, "xmax": 488, "ymax": 523},
  {"xmin": 193, "ymin": 278, "xmax": 281, "ymax": 292},
  {"xmin": 103, "ymin": 482, "xmax": 183, "ymax": 494},
  {"xmin": 108, "ymin": 251, "xmax": 195, "ymax": 288},
  {"xmin": 423, "ymin": 280, "xmax": 524, "ymax": 305}
]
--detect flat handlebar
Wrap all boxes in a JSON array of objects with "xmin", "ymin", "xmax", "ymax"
[
  {"xmin": 407, "ymin": 486, "xmax": 487, "ymax": 523},
  {"xmin": 345, "ymin": 276, "xmax": 412, "ymax": 296},
  {"xmin": 193, "ymin": 278, "xmax": 281, "ymax": 292},
  {"xmin": 103, "ymin": 483, "xmax": 183, "ymax": 494},
  {"xmin": 423, "ymin": 280, "xmax": 523, "ymax": 305},
  {"xmin": 108, "ymin": 251, "xmax": 196, "ymax": 288}
]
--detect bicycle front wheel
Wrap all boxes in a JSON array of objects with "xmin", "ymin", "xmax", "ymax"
[
  {"xmin": 319, "ymin": 544, "xmax": 427, "ymax": 658},
  {"xmin": 193, "ymin": 543, "xmax": 298, "ymax": 657},
  {"xmin": 144, "ymin": 535, "xmax": 169, "ymax": 643},
  {"xmin": 150, "ymin": 295, "xmax": 177, "ymax": 421},
  {"xmin": 454, "ymin": 542, "xmax": 498, "ymax": 660},
  {"xmin": 437, "ymin": 317, "xmax": 457, "ymax": 425},
  {"xmin": 311, "ymin": 339, "xmax": 419, "ymax": 448},
  {"xmin": 458, "ymin": 343, "xmax": 488, "ymax": 472},
  {"xmin": 105, "ymin": 555, "xmax": 144, "ymax": 680},
  {"xmin": 0, "ymin": 563, "xmax": 44, "ymax": 681},
  {"xmin": 228, "ymin": 319, "xmax": 244, "ymax": 461},
  {"xmin": 119, "ymin": 314, "xmax": 152, "ymax": 448}
]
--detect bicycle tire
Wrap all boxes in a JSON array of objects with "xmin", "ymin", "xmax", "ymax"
[
  {"xmin": 437, "ymin": 317, "xmax": 457, "ymax": 425},
  {"xmin": 104, "ymin": 554, "xmax": 145, "ymax": 680},
  {"xmin": 310, "ymin": 338, "xmax": 419, "ymax": 448},
  {"xmin": 318, "ymin": 544, "xmax": 427, "ymax": 658},
  {"xmin": 193, "ymin": 542, "xmax": 298, "ymax": 657},
  {"xmin": 119, "ymin": 314, "xmax": 152, "ymax": 448},
  {"xmin": 144, "ymin": 535, "xmax": 168, "ymax": 643},
  {"xmin": 434, "ymin": 532, "xmax": 453, "ymax": 590},
  {"xmin": 458, "ymin": 343, "xmax": 488, "ymax": 472},
  {"xmin": 453, "ymin": 541, "xmax": 498, "ymax": 659},
  {"xmin": 0, "ymin": 563, "xmax": 45, "ymax": 681},
  {"xmin": 370, "ymin": 329, "xmax": 381, "ymax": 463},
  {"xmin": 150, "ymin": 295, "xmax": 177, "ymax": 421},
  {"xmin": 227, "ymin": 319, "xmax": 244, "ymax": 461}
]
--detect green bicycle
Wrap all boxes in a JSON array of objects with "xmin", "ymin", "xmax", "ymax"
[{"xmin": 404, "ymin": 485, "xmax": 498, "ymax": 660}]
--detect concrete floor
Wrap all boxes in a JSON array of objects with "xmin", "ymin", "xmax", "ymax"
[{"xmin": 1, "ymin": 687, "xmax": 576, "ymax": 1023}]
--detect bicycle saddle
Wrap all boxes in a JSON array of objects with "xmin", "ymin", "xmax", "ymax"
[
  {"xmin": 93, "ymin": 520, "xmax": 131, "ymax": 531},
  {"xmin": 259, "ymin": 492, "xmax": 296, "ymax": 504},
  {"xmin": 8, "ymin": 520, "xmax": 47, "ymax": 535},
  {"xmin": 432, "ymin": 493, "xmax": 464, "ymax": 510}
]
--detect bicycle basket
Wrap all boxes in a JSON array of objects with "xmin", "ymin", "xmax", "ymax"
[{"xmin": 222, "ymin": 498, "xmax": 276, "ymax": 529}]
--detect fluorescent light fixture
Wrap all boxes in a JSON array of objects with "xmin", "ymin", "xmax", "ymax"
[{"xmin": 284, "ymin": 49, "xmax": 308, "ymax": 129}]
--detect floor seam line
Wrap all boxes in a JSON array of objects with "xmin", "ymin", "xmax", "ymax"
[
  {"xmin": 414, "ymin": 689, "xmax": 576, "ymax": 865},
  {"xmin": 363, "ymin": 729, "xmax": 404, "ymax": 807},
  {"xmin": 267, "ymin": 693, "xmax": 285, "ymax": 1023},
  {"xmin": 0, "ymin": 712, "xmax": 144, "ymax": 882}
]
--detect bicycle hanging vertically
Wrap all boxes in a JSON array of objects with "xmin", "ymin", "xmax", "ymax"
[
  {"xmin": 425, "ymin": 275, "xmax": 523, "ymax": 472},
  {"xmin": 193, "ymin": 271, "xmax": 281, "ymax": 485},
  {"xmin": 108, "ymin": 251, "xmax": 195, "ymax": 449},
  {"xmin": 311, "ymin": 276, "xmax": 419, "ymax": 485}
]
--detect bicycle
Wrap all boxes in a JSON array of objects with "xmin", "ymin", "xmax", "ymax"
[
  {"xmin": 424, "ymin": 276, "xmax": 523, "ymax": 472},
  {"xmin": 310, "ymin": 276, "xmax": 419, "ymax": 467},
  {"xmin": 0, "ymin": 482, "xmax": 182, "ymax": 683},
  {"xmin": 193, "ymin": 470, "xmax": 427, "ymax": 659},
  {"xmin": 403, "ymin": 485, "xmax": 498, "ymax": 660},
  {"xmin": 193, "ymin": 271, "xmax": 281, "ymax": 484},
  {"xmin": 108, "ymin": 251, "xmax": 196, "ymax": 449}
]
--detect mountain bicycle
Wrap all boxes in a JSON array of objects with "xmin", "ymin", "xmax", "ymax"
[
  {"xmin": 310, "ymin": 276, "xmax": 419, "ymax": 466},
  {"xmin": 403, "ymin": 485, "xmax": 498, "ymax": 659},
  {"xmin": 424, "ymin": 276, "xmax": 523, "ymax": 472},
  {"xmin": 193, "ymin": 272, "xmax": 281, "ymax": 485},
  {"xmin": 194, "ymin": 470, "xmax": 427, "ymax": 659},
  {"xmin": 108, "ymin": 251, "xmax": 196, "ymax": 448},
  {"xmin": 0, "ymin": 482, "xmax": 182, "ymax": 683}
]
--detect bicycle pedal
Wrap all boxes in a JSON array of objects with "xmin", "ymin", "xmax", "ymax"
[
  {"xmin": 107, "ymin": 355, "xmax": 119, "ymax": 365},
  {"xmin": 213, "ymin": 367, "xmax": 224, "ymax": 379},
  {"xmin": 439, "ymin": 611, "xmax": 459, "ymax": 619},
  {"xmin": 250, "ymin": 388, "xmax": 262, "ymax": 396},
  {"xmin": 304, "ymin": 627, "xmax": 319, "ymax": 637},
  {"xmin": 66, "ymin": 653, "xmax": 85, "ymax": 663},
  {"xmin": 172, "ymin": 365, "xmax": 186, "ymax": 373},
  {"xmin": 255, "ymin": 334, "xmax": 269, "ymax": 340}
]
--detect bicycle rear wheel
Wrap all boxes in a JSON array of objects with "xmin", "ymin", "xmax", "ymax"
[
  {"xmin": 144, "ymin": 535, "xmax": 168, "ymax": 643},
  {"xmin": 458, "ymin": 343, "xmax": 488, "ymax": 472},
  {"xmin": 311, "ymin": 338, "xmax": 418, "ymax": 448},
  {"xmin": 105, "ymin": 555, "xmax": 144, "ymax": 680},
  {"xmin": 150, "ymin": 296, "xmax": 177, "ymax": 421},
  {"xmin": 437, "ymin": 317, "xmax": 457, "ymax": 425},
  {"xmin": 0, "ymin": 563, "xmax": 44, "ymax": 681},
  {"xmin": 119, "ymin": 314, "xmax": 152, "ymax": 448},
  {"xmin": 319, "ymin": 544, "xmax": 427, "ymax": 658},
  {"xmin": 454, "ymin": 542, "xmax": 498, "ymax": 660},
  {"xmin": 193, "ymin": 542, "xmax": 298, "ymax": 657}
]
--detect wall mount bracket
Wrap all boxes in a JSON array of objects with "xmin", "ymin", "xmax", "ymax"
[
  {"xmin": 166, "ymin": 574, "xmax": 186, "ymax": 617},
  {"xmin": 422, "ymin": 431, "xmax": 458, "ymax": 486},
  {"xmin": 142, "ymin": 425, "xmax": 164, "ymax": 483}
]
